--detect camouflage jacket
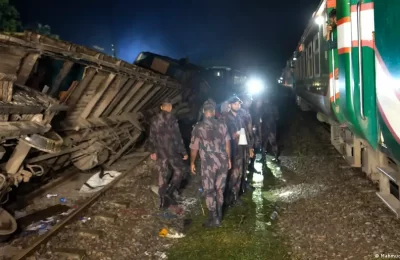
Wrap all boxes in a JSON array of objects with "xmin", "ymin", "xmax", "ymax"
[
  {"xmin": 224, "ymin": 111, "xmax": 248, "ymax": 158},
  {"xmin": 238, "ymin": 107, "xmax": 254, "ymax": 147},
  {"xmin": 148, "ymin": 111, "xmax": 187, "ymax": 158},
  {"xmin": 190, "ymin": 118, "xmax": 230, "ymax": 159}
]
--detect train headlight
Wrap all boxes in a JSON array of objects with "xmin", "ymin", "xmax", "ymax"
[{"xmin": 246, "ymin": 78, "xmax": 264, "ymax": 94}]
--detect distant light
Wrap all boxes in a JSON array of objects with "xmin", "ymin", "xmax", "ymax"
[
  {"xmin": 216, "ymin": 71, "xmax": 220, "ymax": 76},
  {"xmin": 280, "ymin": 77, "xmax": 283, "ymax": 80},
  {"xmin": 246, "ymin": 78, "xmax": 264, "ymax": 94},
  {"xmin": 315, "ymin": 16, "xmax": 324, "ymax": 26},
  {"xmin": 293, "ymin": 57, "xmax": 297, "ymax": 61}
]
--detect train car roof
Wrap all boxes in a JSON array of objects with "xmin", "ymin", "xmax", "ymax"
[{"xmin": 296, "ymin": 0, "xmax": 326, "ymax": 52}]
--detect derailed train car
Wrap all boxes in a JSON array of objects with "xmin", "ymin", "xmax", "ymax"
[
  {"xmin": 134, "ymin": 51, "xmax": 209, "ymax": 121},
  {"xmin": 284, "ymin": 0, "xmax": 400, "ymax": 215},
  {"xmin": 0, "ymin": 32, "xmax": 184, "ymax": 224}
]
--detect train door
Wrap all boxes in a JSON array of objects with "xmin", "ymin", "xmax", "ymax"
[
  {"xmin": 374, "ymin": 0, "xmax": 400, "ymax": 162},
  {"xmin": 336, "ymin": 0, "xmax": 378, "ymax": 148},
  {"xmin": 326, "ymin": 0, "xmax": 345, "ymax": 123}
]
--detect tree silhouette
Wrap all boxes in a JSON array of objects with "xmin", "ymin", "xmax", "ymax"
[{"xmin": 0, "ymin": 0, "xmax": 22, "ymax": 32}]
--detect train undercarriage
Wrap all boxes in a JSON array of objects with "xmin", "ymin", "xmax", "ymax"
[
  {"xmin": 297, "ymin": 96, "xmax": 400, "ymax": 216},
  {"xmin": 0, "ymin": 31, "xmax": 187, "ymax": 237}
]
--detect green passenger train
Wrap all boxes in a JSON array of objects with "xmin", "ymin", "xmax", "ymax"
[{"xmin": 282, "ymin": 0, "xmax": 400, "ymax": 215}]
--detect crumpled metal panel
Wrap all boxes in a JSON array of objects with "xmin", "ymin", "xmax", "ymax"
[{"xmin": 0, "ymin": 31, "xmax": 183, "ymax": 174}]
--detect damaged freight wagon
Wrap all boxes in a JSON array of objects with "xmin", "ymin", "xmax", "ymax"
[{"xmin": 0, "ymin": 32, "xmax": 185, "ymax": 232}]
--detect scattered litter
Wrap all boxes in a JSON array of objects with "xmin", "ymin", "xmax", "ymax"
[
  {"xmin": 159, "ymin": 228, "xmax": 185, "ymax": 238},
  {"xmin": 59, "ymin": 197, "xmax": 67, "ymax": 203},
  {"xmin": 159, "ymin": 228, "xmax": 168, "ymax": 237},
  {"xmin": 46, "ymin": 194, "xmax": 58, "ymax": 199},
  {"xmin": 266, "ymin": 222, "xmax": 272, "ymax": 226},
  {"xmin": 154, "ymin": 251, "xmax": 167, "ymax": 259},
  {"xmin": 14, "ymin": 210, "xmax": 27, "ymax": 219},
  {"xmin": 60, "ymin": 208, "xmax": 75, "ymax": 216},
  {"xmin": 180, "ymin": 198, "xmax": 197, "ymax": 208},
  {"xmin": 79, "ymin": 170, "xmax": 122, "ymax": 193},
  {"xmin": 25, "ymin": 208, "xmax": 75, "ymax": 233},
  {"xmin": 151, "ymin": 185, "xmax": 159, "ymax": 195},
  {"xmin": 141, "ymin": 215, "xmax": 151, "ymax": 219},
  {"xmin": 270, "ymin": 210, "xmax": 278, "ymax": 220},
  {"xmin": 26, "ymin": 220, "xmax": 54, "ymax": 234},
  {"xmin": 80, "ymin": 217, "xmax": 91, "ymax": 223}
]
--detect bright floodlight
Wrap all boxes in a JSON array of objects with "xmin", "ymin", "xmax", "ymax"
[
  {"xmin": 246, "ymin": 78, "xmax": 264, "ymax": 94},
  {"xmin": 315, "ymin": 16, "xmax": 324, "ymax": 26}
]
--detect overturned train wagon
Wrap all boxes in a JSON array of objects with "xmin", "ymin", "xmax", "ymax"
[{"xmin": 0, "ymin": 32, "xmax": 183, "ymax": 218}]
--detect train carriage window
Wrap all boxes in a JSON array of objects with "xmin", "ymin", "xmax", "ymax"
[
  {"xmin": 313, "ymin": 34, "xmax": 320, "ymax": 77},
  {"xmin": 307, "ymin": 42, "xmax": 313, "ymax": 78}
]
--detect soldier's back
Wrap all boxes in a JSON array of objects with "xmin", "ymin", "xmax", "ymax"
[{"xmin": 194, "ymin": 119, "xmax": 228, "ymax": 155}]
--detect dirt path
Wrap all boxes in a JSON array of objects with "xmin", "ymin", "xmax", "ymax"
[
  {"xmin": 168, "ymin": 109, "xmax": 400, "ymax": 260},
  {"xmin": 4, "ymin": 102, "xmax": 400, "ymax": 260}
]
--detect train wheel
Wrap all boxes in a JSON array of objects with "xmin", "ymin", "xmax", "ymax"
[
  {"xmin": 22, "ymin": 131, "xmax": 63, "ymax": 153},
  {"xmin": 0, "ymin": 208, "xmax": 17, "ymax": 242}
]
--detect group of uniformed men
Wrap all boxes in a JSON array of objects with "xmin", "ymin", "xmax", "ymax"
[{"xmin": 147, "ymin": 93, "xmax": 279, "ymax": 228}]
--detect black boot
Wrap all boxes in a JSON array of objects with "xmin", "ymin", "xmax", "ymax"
[
  {"xmin": 272, "ymin": 152, "xmax": 280, "ymax": 164},
  {"xmin": 159, "ymin": 194, "xmax": 170, "ymax": 209},
  {"xmin": 159, "ymin": 186, "xmax": 169, "ymax": 209},
  {"xmin": 166, "ymin": 185, "xmax": 178, "ymax": 205},
  {"xmin": 233, "ymin": 191, "xmax": 243, "ymax": 206},
  {"xmin": 245, "ymin": 180, "xmax": 255, "ymax": 191},
  {"xmin": 225, "ymin": 192, "xmax": 234, "ymax": 207},
  {"xmin": 248, "ymin": 158, "xmax": 260, "ymax": 173},
  {"xmin": 257, "ymin": 149, "xmax": 266, "ymax": 163},
  {"xmin": 203, "ymin": 211, "xmax": 220, "ymax": 228},
  {"xmin": 217, "ymin": 204, "xmax": 223, "ymax": 223}
]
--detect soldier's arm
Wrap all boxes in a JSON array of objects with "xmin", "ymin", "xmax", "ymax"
[
  {"xmin": 225, "ymin": 128, "xmax": 231, "ymax": 158},
  {"xmin": 247, "ymin": 116, "xmax": 254, "ymax": 147},
  {"xmin": 189, "ymin": 126, "xmax": 200, "ymax": 165},
  {"xmin": 147, "ymin": 122, "xmax": 156, "ymax": 154},
  {"xmin": 172, "ymin": 118, "xmax": 188, "ymax": 156}
]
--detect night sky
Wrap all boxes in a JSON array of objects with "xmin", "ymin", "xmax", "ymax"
[{"xmin": 14, "ymin": 0, "xmax": 319, "ymax": 78}]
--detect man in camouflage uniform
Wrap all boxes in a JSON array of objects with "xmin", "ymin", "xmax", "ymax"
[
  {"xmin": 148, "ymin": 98, "xmax": 188, "ymax": 209},
  {"xmin": 238, "ymin": 93, "xmax": 258, "ymax": 194},
  {"xmin": 190, "ymin": 100, "xmax": 231, "ymax": 228},
  {"xmin": 259, "ymin": 97, "xmax": 280, "ymax": 163},
  {"xmin": 197, "ymin": 98, "xmax": 217, "ymax": 122},
  {"xmin": 224, "ymin": 96, "xmax": 254, "ymax": 206}
]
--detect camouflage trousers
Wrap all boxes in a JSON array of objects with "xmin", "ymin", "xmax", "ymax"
[
  {"xmin": 228, "ymin": 153, "xmax": 244, "ymax": 195},
  {"xmin": 156, "ymin": 157, "xmax": 185, "ymax": 194},
  {"xmin": 201, "ymin": 153, "xmax": 229, "ymax": 211},
  {"xmin": 261, "ymin": 122, "xmax": 278, "ymax": 156}
]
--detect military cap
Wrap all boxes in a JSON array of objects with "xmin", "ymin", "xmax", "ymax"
[
  {"xmin": 203, "ymin": 99, "xmax": 216, "ymax": 112},
  {"xmin": 228, "ymin": 95, "xmax": 243, "ymax": 104},
  {"xmin": 160, "ymin": 97, "xmax": 172, "ymax": 105}
]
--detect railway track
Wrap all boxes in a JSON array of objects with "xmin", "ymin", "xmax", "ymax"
[{"xmin": 4, "ymin": 152, "xmax": 149, "ymax": 260}]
